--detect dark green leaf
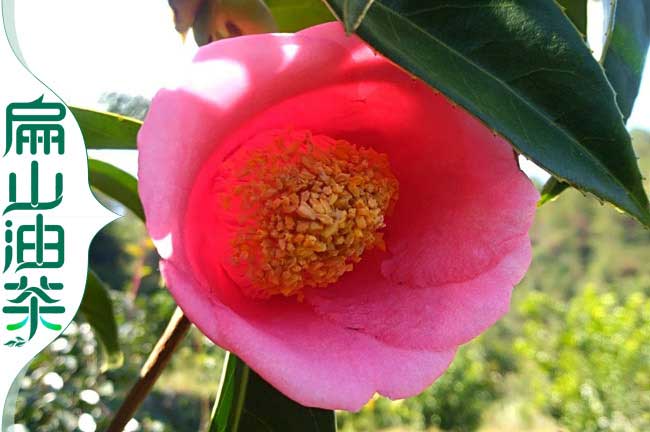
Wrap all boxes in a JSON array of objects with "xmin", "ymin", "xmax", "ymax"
[
  {"xmin": 209, "ymin": 352, "xmax": 250, "ymax": 432},
  {"xmin": 603, "ymin": 0, "xmax": 650, "ymax": 121},
  {"xmin": 238, "ymin": 369, "xmax": 336, "ymax": 432},
  {"xmin": 265, "ymin": 0, "xmax": 334, "ymax": 32},
  {"xmin": 88, "ymin": 158, "xmax": 145, "ymax": 221},
  {"xmin": 542, "ymin": 0, "xmax": 650, "ymax": 204},
  {"xmin": 209, "ymin": 353, "xmax": 336, "ymax": 432},
  {"xmin": 323, "ymin": 0, "xmax": 650, "ymax": 226},
  {"xmin": 79, "ymin": 271, "xmax": 123, "ymax": 370},
  {"xmin": 557, "ymin": 0, "xmax": 587, "ymax": 35},
  {"xmin": 342, "ymin": 0, "xmax": 375, "ymax": 33},
  {"xmin": 70, "ymin": 106, "xmax": 141, "ymax": 150}
]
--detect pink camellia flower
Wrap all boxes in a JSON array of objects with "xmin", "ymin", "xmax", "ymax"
[{"xmin": 138, "ymin": 21, "xmax": 538, "ymax": 410}]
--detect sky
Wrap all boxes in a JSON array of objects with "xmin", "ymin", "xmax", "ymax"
[{"xmin": 9, "ymin": 0, "xmax": 650, "ymax": 181}]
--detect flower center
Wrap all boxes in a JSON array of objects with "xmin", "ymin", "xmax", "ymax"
[{"xmin": 226, "ymin": 132, "xmax": 398, "ymax": 300}]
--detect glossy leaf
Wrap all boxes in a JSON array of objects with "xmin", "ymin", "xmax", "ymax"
[
  {"xmin": 209, "ymin": 352, "xmax": 249, "ymax": 432},
  {"xmin": 323, "ymin": 0, "xmax": 650, "ymax": 226},
  {"xmin": 79, "ymin": 271, "xmax": 123, "ymax": 370},
  {"xmin": 603, "ymin": 0, "xmax": 650, "ymax": 121},
  {"xmin": 265, "ymin": 0, "xmax": 333, "ymax": 32},
  {"xmin": 88, "ymin": 158, "xmax": 145, "ymax": 221},
  {"xmin": 557, "ymin": 0, "xmax": 587, "ymax": 35},
  {"xmin": 209, "ymin": 353, "xmax": 336, "ymax": 432},
  {"xmin": 342, "ymin": 0, "xmax": 375, "ymax": 33},
  {"xmin": 542, "ymin": 0, "xmax": 650, "ymax": 204},
  {"xmin": 70, "ymin": 106, "xmax": 141, "ymax": 150}
]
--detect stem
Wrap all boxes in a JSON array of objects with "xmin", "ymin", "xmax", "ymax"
[{"xmin": 106, "ymin": 306, "xmax": 191, "ymax": 432}]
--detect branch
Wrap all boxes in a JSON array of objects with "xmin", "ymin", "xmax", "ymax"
[{"xmin": 106, "ymin": 306, "xmax": 191, "ymax": 432}]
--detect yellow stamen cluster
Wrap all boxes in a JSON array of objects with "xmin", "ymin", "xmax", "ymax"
[{"xmin": 229, "ymin": 134, "xmax": 399, "ymax": 300}]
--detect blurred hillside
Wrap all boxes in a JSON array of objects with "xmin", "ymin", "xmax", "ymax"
[{"xmin": 11, "ymin": 126, "xmax": 650, "ymax": 432}]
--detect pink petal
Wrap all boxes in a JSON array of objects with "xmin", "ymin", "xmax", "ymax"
[
  {"xmin": 162, "ymin": 260, "xmax": 455, "ymax": 411},
  {"xmin": 306, "ymin": 236, "xmax": 532, "ymax": 351}
]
